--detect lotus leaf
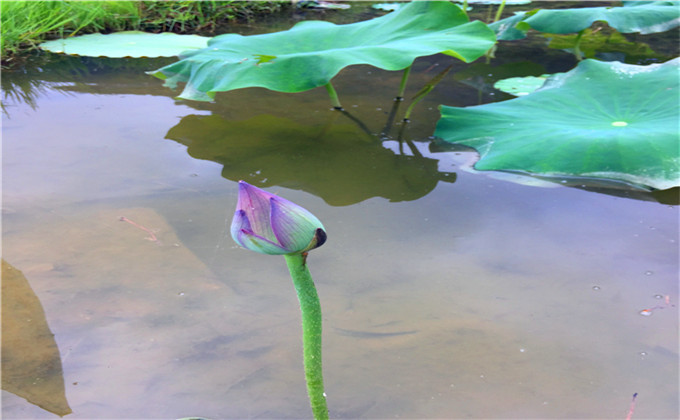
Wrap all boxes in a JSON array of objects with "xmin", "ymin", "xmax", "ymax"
[
  {"xmin": 489, "ymin": 12, "xmax": 529, "ymax": 41},
  {"xmin": 451, "ymin": 61, "xmax": 547, "ymax": 96},
  {"xmin": 491, "ymin": 2, "xmax": 680, "ymax": 40},
  {"xmin": 435, "ymin": 58, "xmax": 680, "ymax": 190},
  {"xmin": 371, "ymin": 3, "xmax": 403, "ymax": 11},
  {"xmin": 298, "ymin": 1, "xmax": 351, "ymax": 10},
  {"xmin": 39, "ymin": 31, "xmax": 209, "ymax": 58},
  {"xmin": 493, "ymin": 75, "xmax": 549, "ymax": 96},
  {"xmin": 149, "ymin": 1, "xmax": 496, "ymax": 101},
  {"xmin": 455, "ymin": 0, "xmax": 531, "ymax": 4}
]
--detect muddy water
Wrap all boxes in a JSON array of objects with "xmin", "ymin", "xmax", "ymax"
[{"xmin": 2, "ymin": 4, "xmax": 679, "ymax": 420}]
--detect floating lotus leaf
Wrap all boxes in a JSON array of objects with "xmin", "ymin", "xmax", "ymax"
[
  {"xmin": 493, "ymin": 74, "xmax": 549, "ymax": 96},
  {"xmin": 435, "ymin": 58, "xmax": 680, "ymax": 190},
  {"xmin": 371, "ymin": 3, "xmax": 403, "ymax": 11},
  {"xmin": 298, "ymin": 1, "xmax": 351, "ymax": 9},
  {"xmin": 40, "ymin": 31, "xmax": 209, "ymax": 58},
  {"xmin": 149, "ymin": 1, "xmax": 496, "ymax": 101},
  {"xmin": 491, "ymin": 2, "xmax": 680, "ymax": 40}
]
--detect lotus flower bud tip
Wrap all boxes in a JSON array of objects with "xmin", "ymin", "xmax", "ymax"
[{"xmin": 230, "ymin": 181, "xmax": 326, "ymax": 255}]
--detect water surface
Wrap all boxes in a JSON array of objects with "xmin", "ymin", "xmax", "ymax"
[{"xmin": 2, "ymin": 3, "xmax": 678, "ymax": 419}]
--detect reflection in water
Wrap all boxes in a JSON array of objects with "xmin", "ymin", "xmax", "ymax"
[
  {"xmin": 165, "ymin": 113, "xmax": 455, "ymax": 206},
  {"xmin": 1, "ymin": 54, "xmax": 176, "ymax": 117},
  {"xmin": 1, "ymin": 260, "xmax": 72, "ymax": 417}
]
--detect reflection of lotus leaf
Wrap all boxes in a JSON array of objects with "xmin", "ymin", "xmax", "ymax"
[
  {"xmin": 149, "ymin": 1, "xmax": 495, "ymax": 101},
  {"xmin": 1, "ymin": 260, "xmax": 72, "ymax": 417},
  {"xmin": 435, "ymin": 58, "xmax": 680, "ymax": 191},
  {"xmin": 165, "ymin": 114, "xmax": 455, "ymax": 206}
]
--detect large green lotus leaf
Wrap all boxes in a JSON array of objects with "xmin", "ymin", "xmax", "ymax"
[
  {"xmin": 489, "ymin": 12, "xmax": 530, "ymax": 41},
  {"xmin": 149, "ymin": 1, "xmax": 496, "ymax": 101},
  {"xmin": 40, "ymin": 31, "xmax": 209, "ymax": 58},
  {"xmin": 523, "ymin": 3, "xmax": 680, "ymax": 34},
  {"xmin": 491, "ymin": 2, "xmax": 680, "ymax": 40},
  {"xmin": 435, "ymin": 58, "xmax": 680, "ymax": 190}
]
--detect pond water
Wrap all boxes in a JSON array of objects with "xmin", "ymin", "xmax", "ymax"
[{"xmin": 2, "ymin": 2, "xmax": 678, "ymax": 419}]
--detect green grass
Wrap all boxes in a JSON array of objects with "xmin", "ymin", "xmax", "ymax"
[
  {"xmin": 1, "ymin": 1, "xmax": 140, "ymax": 60},
  {"xmin": 0, "ymin": 0, "xmax": 290, "ymax": 66}
]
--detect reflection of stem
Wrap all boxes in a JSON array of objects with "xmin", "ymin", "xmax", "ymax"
[
  {"xmin": 339, "ymin": 108, "xmax": 375, "ymax": 138},
  {"xmin": 397, "ymin": 64, "xmax": 412, "ymax": 99},
  {"xmin": 406, "ymin": 138, "xmax": 423, "ymax": 158},
  {"xmin": 396, "ymin": 122, "xmax": 423, "ymax": 158},
  {"xmin": 381, "ymin": 98, "xmax": 403, "ymax": 137},
  {"xmin": 317, "ymin": 108, "xmax": 343, "ymax": 139},
  {"xmin": 325, "ymin": 82, "xmax": 342, "ymax": 109},
  {"xmin": 283, "ymin": 253, "xmax": 329, "ymax": 420},
  {"xmin": 319, "ymin": 107, "xmax": 374, "ymax": 141}
]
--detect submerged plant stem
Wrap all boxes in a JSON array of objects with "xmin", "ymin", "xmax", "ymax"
[{"xmin": 283, "ymin": 253, "xmax": 329, "ymax": 420}]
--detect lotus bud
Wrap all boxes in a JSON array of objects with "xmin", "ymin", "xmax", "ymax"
[{"xmin": 230, "ymin": 181, "xmax": 327, "ymax": 255}]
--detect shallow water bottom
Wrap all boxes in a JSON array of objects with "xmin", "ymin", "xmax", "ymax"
[
  {"xmin": 2, "ymin": 45, "xmax": 679, "ymax": 419},
  {"xmin": 2, "ymin": 157, "xmax": 677, "ymax": 418}
]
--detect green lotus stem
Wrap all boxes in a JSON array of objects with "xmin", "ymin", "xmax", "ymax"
[
  {"xmin": 231, "ymin": 182, "xmax": 328, "ymax": 418},
  {"xmin": 325, "ymin": 82, "xmax": 343, "ymax": 109},
  {"xmin": 403, "ymin": 64, "xmax": 452, "ymax": 121},
  {"xmin": 573, "ymin": 30, "xmax": 584, "ymax": 61},
  {"xmin": 484, "ymin": 0, "xmax": 505, "ymax": 63},
  {"xmin": 403, "ymin": 97, "xmax": 420, "ymax": 122},
  {"xmin": 493, "ymin": 0, "xmax": 507, "ymax": 23},
  {"xmin": 397, "ymin": 64, "xmax": 412, "ymax": 99},
  {"xmin": 284, "ymin": 253, "xmax": 329, "ymax": 420}
]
